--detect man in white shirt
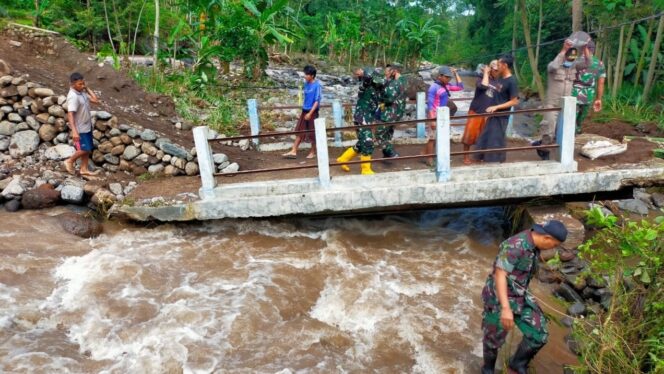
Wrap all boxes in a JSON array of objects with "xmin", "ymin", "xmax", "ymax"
[{"xmin": 63, "ymin": 72, "xmax": 100, "ymax": 176}]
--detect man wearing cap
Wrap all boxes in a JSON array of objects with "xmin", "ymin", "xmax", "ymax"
[
  {"xmin": 420, "ymin": 65, "xmax": 464, "ymax": 166},
  {"xmin": 376, "ymin": 63, "xmax": 406, "ymax": 159},
  {"xmin": 481, "ymin": 220, "xmax": 568, "ymax": 374},
  {"xmin": 336, "ymin": 67, "xmax": 382, "ymax": 175},
  {"xmin": 572, "ymin": 39, "xmax": 605, "ymax": 132}
]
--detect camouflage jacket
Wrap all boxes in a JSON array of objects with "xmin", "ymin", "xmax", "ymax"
[
  {"xmin": 482, "ymin": 230, "xmax": 539, "ymax": 310},
  {"xmin": 572, "ymin": 56, "xmax": 606, "ymax": 105},
  {"xmin": 380, "ymin": 75, "xmax": 406, "ymax": 122},
  {"xmin": 354, "ymin": 78, "xmax": 380, "ymax": 124}
]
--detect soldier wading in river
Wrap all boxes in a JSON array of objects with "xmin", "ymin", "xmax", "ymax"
[{"xmin": 481, "ymin": 220, "xmax": 568, "ymax": 374}]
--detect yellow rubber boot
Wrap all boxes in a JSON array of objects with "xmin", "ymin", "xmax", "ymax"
[
  {"xmin": 336, "ymin": 147, "xmax": 358, "ymax": 172},
  {"xmin": 360, "ymin": 155, "xmax": 375, "ymax": 175}
]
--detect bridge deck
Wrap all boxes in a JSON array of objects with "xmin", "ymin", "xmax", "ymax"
[{"xmin": 116, "ymin": 159, "xmax": 664, "ymax": 221}]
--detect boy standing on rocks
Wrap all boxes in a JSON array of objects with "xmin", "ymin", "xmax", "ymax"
[{"xmin": 63, "ymin": 72, "xmax": 100, "ymax": 176}]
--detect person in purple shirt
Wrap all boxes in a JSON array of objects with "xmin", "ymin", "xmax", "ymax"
[
  {"xmin": 283, "ymin": 65, "xmax": 322, "ymax": 159},
  {"xmin": 420, "ymin": 65, "xmax": 464, "ymax": 166}
]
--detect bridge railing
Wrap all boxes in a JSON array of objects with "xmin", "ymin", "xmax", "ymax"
[
  {"xmin": 195, "ymin": 96, "xmax": 576, "ymax": 199},
  {"xmin": 246, "ymin": 93, "xmax": 474, "ymax": 144}
]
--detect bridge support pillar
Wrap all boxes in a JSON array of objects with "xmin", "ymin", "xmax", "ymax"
[
  {"xmin": 558, "ymin": 96, "xmax": 578, "ymax": 172},
  {"xmin": 332, "ymin": 99, "xmax": 343, "ymax": 147},
  {"xmin": 417, "ymin": 92, "xmax": 426, "ymax": 139},
  {"xmin": 314, "ymin": 117, "xmax": 331, "ymax": 188},
  {"xmin": 247, "ymin": 98, "xmax": 260, "ymax": 146},
  {"xmin": 193, "ymin": 126, "xmax": 217, "ymax": 200},
  {"xmin": 435, "ymin": 106, "xmax": 451, "ymax": 182}
]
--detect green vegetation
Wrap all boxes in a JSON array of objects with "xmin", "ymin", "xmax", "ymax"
[
  {"xmin": 1, "ymin": 0, "xmax": 661, "ymax": 130},
  {"xmin": 573, "ymin": 206, "xmax": 664, "ymax": 373}
]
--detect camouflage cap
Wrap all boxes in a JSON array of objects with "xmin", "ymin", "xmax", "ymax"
[{"xmin": 371, "ymin": 69, "xmax": 386, "ymax": 85}]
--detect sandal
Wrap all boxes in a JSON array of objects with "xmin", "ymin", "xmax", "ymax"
[
  {"xmin": 282, "ymin": 152, "xmax": 297, "ymax": 159},
  {"xmin": 63, "ymin": 160, "xmax": 75, "ymax": 175}
]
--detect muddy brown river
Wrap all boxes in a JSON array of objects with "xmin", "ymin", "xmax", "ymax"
[{"xmin": 0, "ymin": 207, "xmax": 576, "ymax": 373}]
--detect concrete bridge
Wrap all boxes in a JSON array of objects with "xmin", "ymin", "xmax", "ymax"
[{"xmin": 116, "ymin": 97, "xmax": 664, "ymax": 221}]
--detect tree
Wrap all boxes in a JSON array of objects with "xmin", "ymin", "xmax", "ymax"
[
  {"xmin": 518, "ymin": 0, "xmax": 545, "ymax": 99},
  {"xmin": 153, "ymin": 0, "xmax": 159, "ymax": 70},
  {"xmin": 643, "ymin": 15, "xmax": 663, "ymax": 102},
  {"xmin": 572, "ymin": 0, "xmax": 582, "ymax": 32}
]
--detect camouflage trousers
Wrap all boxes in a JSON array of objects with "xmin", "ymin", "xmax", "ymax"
[
  {"xmin": 575, "ymin": 91, "xmax": 595, "ymax": 133},
  {"xmin": 576, "ymin": 104, "xmax": 591, "ymax": 133},
  {"xmin": 375, "ymin": 123, "xmax": 396, "ymax": 155},
  {"xmin": 482, "ymin": 296, "xmax": 548, "ymax": 352},
  {"xmin": 352, "ymin": 124, "xmax": 375, "ymax": 156}
]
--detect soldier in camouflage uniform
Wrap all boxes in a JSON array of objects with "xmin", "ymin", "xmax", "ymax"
[
  {"xmin": 481, "ymin": 220, "xmax": 568, "ymax": 374},
  {"xmin": 376, "ymin": 63, "xmax": 406, "ymax": 158},
  {"xmin": 572, "ymin": 40, "xmax": 605, "ymax": 133},
  {"xmin": 336, "ymin": 67, "xmax": 382, "ymax": 174}
]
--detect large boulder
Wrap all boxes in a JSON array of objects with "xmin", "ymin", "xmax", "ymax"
[
  {"xmin": 21, "ymin": 184, "xmax": 60, "ymax": 209},
  {"xmin": 45, "ymin": 144, "xmax": 76, "ymax": 160},
  {"xmin": 1, "ymin": 177, "xmax": 24, "ymax": 197},
  {"xmin": 0, "ymin": 135, "xmax": 9, "ymax": 151},
  {"xmin": 404, "ymin": 75, "xmax": 429, "ymax": 100},
  {"xmin": 0, "ymin": 60, "xmax": 12, "ymax": 75},
  {"xmin": 60, "ymin": 184, "xmax": 85, "ymax": 204},
  {"xmin": 38, "ymin": 124, "xmax": 57, "ymax": 142},
  {"xmin": 159, "ymin": 142, "xmax": 189, "ymax": 159},
  {"xmin": 57, "ymin": 212, "xmax": 103, "ymax": 238},
  {"xmin": 9, "ymin": 130, "xmax": 40, "ymax": 158},
  {"xmin": 0, "ymin": 120, "xmax": 14, "ymax": 136}
]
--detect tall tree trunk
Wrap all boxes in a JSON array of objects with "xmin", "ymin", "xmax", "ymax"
[
  {"xmin": 518, "ymin": 0, "xmax": 545, "ymax": 99},
  {"xmin": 617, "ymin": 23, "xmax": 635, "ymax": 93},
  {"xmin": 572, "ymin": 0, "xmax": 582, "ymax": 32},
  {"xmin": 33, "ymin": 0, "xmax": 40, "ymax": 27},
  {"xmin": 102, "ymin": 0, "xmax": 116, "ymax": 51},
  {"xmin": 153, "ymin": 0, "xmax": 160, "ymax": 70},
  {"xmin": 511, "ymin": 0, "xmax": 520, "ymax": 81},
  {"xmin": 111, "ymin": 0, "xmax": 124, "ymax": 52},
  {"xmin": 611, "ymin": 25, "xmax": 625, "ymax": 98},
  {"xmin": 643, "ymin": 15, "xmax": 664, "ymax": 102},
  {"xmin": 634, "ymin": 18, "xmax": 655, "ymax": 85},
  {"xmin": 532, "ymin": 0, "xmax": 543, "ymax": 87},
  {"xmin": 132, "ymin": 0, "xmax": 148, "ymax": 56}
]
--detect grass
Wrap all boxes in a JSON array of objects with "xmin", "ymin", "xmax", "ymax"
[
  {"xmin": 131, "ymin": 67, "xmax": 245, "ymax": 136},
  {"xmin": 593, "ymin": 83, "xmax": 664, "ymax": 130}
]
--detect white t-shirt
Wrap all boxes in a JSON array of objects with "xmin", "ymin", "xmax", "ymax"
[{"xmin": 66, "ymin": 88, "xmax": 92, "ymax": 133}]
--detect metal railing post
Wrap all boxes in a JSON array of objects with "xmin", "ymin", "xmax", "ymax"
[
  {"xmin": 247, "ymin": 98, "xmax": 260, "ymax": 146},
  {"xmin": 557, "ymin": 96, "xmax": 577, "ymax": 172},
  {"xmin": 193, "ymin": 126, "xmax": 217, "ymax": 199},
  {"xmin": 417, "ymin": 91, "xmax": 426, "ymax": 139},
  {"xmin": 505, "ymin": 106, "xmax": 516, "ymax": 137},
  {"xmin": 435, "ymin": 106, "xmax": 451, "ymax": 182},
  {"xmin": 332, "ymin": 99, "xmax": 343, "ymax": 147},
  {"xmin": 314, "ymin": 117, "xmax": 331, "ymax": 188}
]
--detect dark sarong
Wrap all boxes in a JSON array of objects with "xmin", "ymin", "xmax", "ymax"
[
  {"xmin": 294, "ymin": 109, "xmax": 319, "ymax": 143},
  {"xmin": 474, "ymin": 115, "xmax": 508, "ymax": 163}
]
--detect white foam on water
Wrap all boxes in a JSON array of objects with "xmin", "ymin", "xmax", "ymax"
[
  {"xmin": 4, "ymin": 352, "xmax": 80, "ymax": 373},
  {"xmin": 3, "ymin": 208, "xmax": 506, "ymax": 372}
]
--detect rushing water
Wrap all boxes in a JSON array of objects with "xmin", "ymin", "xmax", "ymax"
[{"xmin": 0, "ymin": 207, "xmax": 575, "ymax": 373}]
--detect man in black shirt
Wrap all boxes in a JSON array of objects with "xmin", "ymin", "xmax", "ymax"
[{"xmin": 474, "ymin": 54, "xmax": 520, "ymax": 163}]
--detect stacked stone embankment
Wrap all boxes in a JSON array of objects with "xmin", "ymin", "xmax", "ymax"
[{"xmin": 0, "ymin": 73, "xmax": 199, "ymax": 212}]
